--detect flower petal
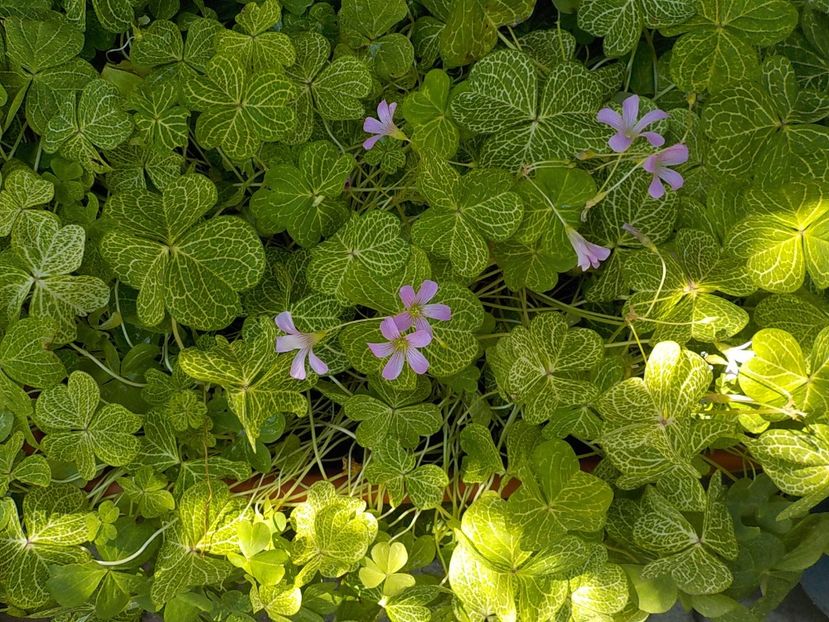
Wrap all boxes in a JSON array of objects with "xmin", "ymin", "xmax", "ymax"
[
  {"xmin": 406, "ymin": 347, "xmax": 429, "ymax": 375},
  {"xmin": 308, "ymin": 349, "xmax": 329, "ymax": 375},
  {"xmin": 634, "ymin": 108, "xmax": 668, "ymax": 131},
  {"xmin": 290, "ymin": 349, "xmax": 309, "ymax": 380},
  {"xmin": 640, "ymin": 131, "xmax": 665, "ymax": 148},
  {"xmin": 587, "ymin": 242, "xmax": 611, "ymax": 264},
  {"xmin": 659, "ymin": 143, "xmax": 689, "ymax": 165},
  {"xmin": 621, "ymin": 95, "xmax": 639, "ymax": 128},
  {"xmin": 658, "ymin": 168, "xmax": 684, "ymax": 191},
  {"xmin": 363, "ymin": 135, "xmax": 382, "ymax": 150},
  {"xmin": 416, "ymin": 280, "xmax": 438, "ymax": 304},
  {"xmin": 608, "ymin": 132, "xmax": 633, "ymax": 153},
  {"xmin": 387, "ymin": 101, "xmax": 398, "ymax": 119},
  {"xmin": 642, "ymin": 154, "xmax": 659, "ymax": 174},
  {"xmin": 383, "ymin": 351, "xmax": 405, "ymax": 380},
  {"xmin": 393, "ymin": 312, "xmax": 414, "ymax": 331},
  {"xmin": 276, "ymin": 334, "xmax": 307, "ymax": 353},
  {"xmin": 414, "ymin": 316, "xmax": 432, "ymax": 333},
  {"xmin": 406, "ymin": 329, "xmax": 433, "ymax": 348},
  {"xmin": 596, "ymin": 108, "xmax": 624, "ymax": 131},
  {"xmin": 275, "ymin": 311, "xmax": 297, "ymax": 334},
  {"xmin": 648, "ymin": 175, "xmax": 666, "ymax": 199},
  {"xmin": 368, "ymin": 341, "xmax": 394, "ymax": 358},
  {"xmin": 423, "ymin": 303, "xmax": 451, "ymax": 322},
  {"xmin": 399, "ymin": 285, "xmax": 417, "ymax": 308},
  {"xmin": 379, "ymin": 316, "xmax": 401, "ymax": 341},
  {"xmin": 377, "ymin": 100, "xmax": 391, "ymax": 124},
  {"xmin": 363, "ymin": 117, "xmax": 385, "ymax": 134}
]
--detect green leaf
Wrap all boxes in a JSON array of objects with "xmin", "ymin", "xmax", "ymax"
[
  {"xmin": 34, "ymin": 371, "xmax": 141, "ymax": 480},
  {"xmin": 101, "ymin": 173, "xmax": 265, "ymax": 330},
  {"xmin": 42, "ymin": 78, "xmax": 133, "ymax": 172},
  {"xmin": 412, "ymin": 159, "xmax": 523, "ymax": 278},
  {"xmin": 450, "ymin": 50, "xmax": 606, "ymax": 169},
  {"xmin": 402, "ymin": 69, "xmax": 459, "ymax": 159},
  {"xmin": 754, "ymin": 294, "xmax": 829, "ymax": 345},
  {"xmin": 1, "ymin": 211, "xmax": 110, "ymax": 343},
  {"xmin": 119, "ymin": 466, "xmax": 176, "ymax": 518},
  {"xmin": 0, "ymin": 317, "xmax": 65, "ymax": 389},
  {"xmin": 5, "ymin": 16, "xmax": 84, "ymax": 72},
  {"xmin": 178, "ymin": 317, "xmax": 309, "ymax": 446},
  {"xmin": 251, "ymin": 140, "xmax": 355, "ymax": 246},
  {"xmin": 495, "ymin": 313, "xmax": 603, "ymax": 424},
  {"xmin": 218, "ymin": 0, "xmax": 295, "ymax": 71},
  {"xmin": 0, "ymin": 484, "xmax": 98, "ymax": 609},
  {"xmin": 46, "ymin": 562, "xmax": 107, "ymax": 608},
  {"xmin": 578, "ymin": 0, "xmax": 695, "ymax": 57},
  {"xmin": 738, "ymin": 327, "xmax": 829, "ymax": 417},
  {"xmin": 508, "ymin": 439, "xmax": 612, "ymax": 548},
  {"xmin": 185, "ymin": 55, "xmax": 297, "ymax": 160},
  {"xmin": 365, "ymin": 440, "xmax": 448, "ymax": 509},
  {"xmin": 727, "ymin": 181, "xmax": 829, "ymax": 292},
  {"xmin": 459, "ymin": 423, "xmax": 503, "ymax": 483},
  {"xmin": 662, "ymin": 0, "xmax": 798, "ymax": 92},
  {"xmin": 0, "ymin": 167, "xmax": 54, "ymax": 236},
  {"xmin": 130, "ymin": 81, "xmax": 190, "ymax": 150},
  {"xmin": 702, "ymin": 57, "xmax": 829, "ymax": 183},
  {"xmin": 0, "ymin": 432, "xmax": 50, "ymax": 494},
  {"xmin": 339, "ymin": 0, "xmax": 407, "ymax": 43},
  {"xmin": 307, "ymin": 211, "xmax": 410, "ymax": 303},
  {"xmin": 92, "ymin": 0, "xmax": 133, "ymax": 32}
]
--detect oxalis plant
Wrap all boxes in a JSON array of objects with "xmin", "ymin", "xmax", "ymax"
[{"xmin": 0, "ymin": 0, "xmax": 829, "ymax": 621}]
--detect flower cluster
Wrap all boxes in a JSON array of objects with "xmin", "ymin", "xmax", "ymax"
[
  {"xmin": 597, "ymin": 95, "xmax": 689, "ymax": 199},
  {"xmin": 275, "ymin": 280, "xmax": 451, "ymax": 381}
]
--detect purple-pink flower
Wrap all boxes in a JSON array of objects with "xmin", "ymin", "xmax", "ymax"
[
  {"xmin": 393, "ymin": 280, "xmax": 452, "ymax": 333},
  {"xmin": 363, "ymin": 100, "xmax": 405, "ymax": 150},
  {"xmin": 275, "ymin": 312, "xmax": 328, "ymax": 381},
  {"xmin": 368, "ymin": 317, "xmax": 432, "ymax": 380},
  {"xmin": 566, "ymin": 227, "xmax": 611, "ymax": 271},
  {"xmin": 642, "ymin": 144, "xmax": 688, "ymax": 199},
  {"xmin": 597, "ymin": 95, "xmax": 668, "ymax": 153}
]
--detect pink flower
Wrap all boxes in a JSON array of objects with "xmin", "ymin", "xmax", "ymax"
[
  {"xmin": 363, "ymin": 100, "xmax": 405, "ymax": 150},
  {"xmin": 275, "ymin": 312, "xmax": 328, "ymax": 380},
  {"xmin": 597, "ymin": 95, "xmax": 668, "ymax": 153},
  {"xmin": 566, "ymin": 227, "xmax": 611, "ymax": 271},
  {"xmin": 368, "ymin": 317, "xmax": 432, "ymax": 380},
  {"xmin": 393, "ymin": 280, "xmax": 452, "ymax": 333},
  {"xmin": 642, "ymin": 144, "xmax": 689, "ymax": 199}
]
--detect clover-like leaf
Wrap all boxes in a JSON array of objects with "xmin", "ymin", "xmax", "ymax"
[
  {"xmin": 42, "ymin": 79, "xmax": 133, "ymax": 172},
  {"xmin": 702, "ymin": 56, "xmax": 829, "ymax": 183},
  {"xmin": 508, "ymin": 439, "xmax": 612, "ymax": 549},
  {"xmin": 130, "ymin": 81, "xmax": 190, "ymax": 150},
  {"xmin": 0, "ymin": 211, "xmax": 110, "ymax": 343},
  {"xmin": 34, "ymin": 371, "xmax": 141, "ymax": 480},
  {"xmin": 100, "ymin": 173, "xmax": 265, "ymax": 330},
  {"xmin": 754, "ymin": 294, "xmax": 829, "ymax": 346},
  {"xmin": 119, "ymin": 466, "xmax": 175, "ymax": 518},
  {"xmin": 0, "ymin": 167, "xmax": 54, "ymax": 236},
  {"xmin": 578, "ymin": 0, "xmax": 695, "ymax": 57},
  {"xmin": 364, "ymin": 440, "xmax": 448, "ymax": 509},
  {"xmin": 0, "ymin": 431, "xmax": 50, "ymax": 495},
  {"xmin": 738, "ymin": 327, "xmax": 829, "ymax": 417},
  {"xmin": 495, "ymin": 313, "xmax": 603, "ymax": 424},
  {"xmin": 185, "ymin": 55, "xmax": 297, "ymax": 160},
  {"xmin": 178, "ymin": 317, "xmax": 308, "ymax": 447},
  {"xmin": 0, "ymin": 485, "xmax": 98, "ymax": 609},
  {"xmin": 151, "ymin": 480, "xmax": 248, "ymax": 605},
  {"xmin": 402, "ymin": 69, "xmax": 459, "ymax": 159},
  {"xmin": 344, "ymin": 376, "xmax": 442, "ymax": 449},
  {"xmin": 450, "ymin": 50, "xmax": 606, "ymax": 169},
  {"xmin": 251, "ymin": 140, "xmax": 355, "ymax": 246},
  {"xmin": 218, "ymin": 0, "xmax": 295, "ymax": 71},
  {"xmin": 661, "ymin": 0, "xmax": 798, "ymax": 92},
  {"xmin": 459, "ymin": 423, "xmax": 504, "ymax": 483},
  {"xmin": 727, "ymin": 180, "xmax": 829, "ymax": 292},
  {"xmin": 412, "ymin": 158, "xmax": 523, "ymax": 278},
  {"xmin": 307, "ymin": 210, "xmax": 409, "ymax": 304},
  {"xmin": 622, "ymin": 228, "xmax": 754, "ymax": 344}
]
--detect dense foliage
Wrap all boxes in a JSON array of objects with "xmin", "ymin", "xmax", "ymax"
[{"xmin": 0, "ymin": 0, "xmax": 828, "ymax": 620}]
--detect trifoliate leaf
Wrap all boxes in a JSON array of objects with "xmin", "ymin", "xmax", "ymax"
[
  {"xmin": 493, "ymin": 238, "xmax": 565, "ymax": 293},
  {"xmin": 42, "ymin": 78, "xmax": 133, "ymax": 172},
  {"xmin": 578, "ymin": 0, "xmax": 695, "ymax": 57},
  {"xmin": 727, "ymin": 180, "xmax": 829, "ymax": 292},
  {"xmin": 702, "ymin": 56, "xmax": 829, "ymax": 183},
  {"xmin": 0, "ymin": 167, "xmax": 54, "ymax": 236},
  {"xmin": 100, "ymin": 173, "xmax": 265, "ymax": 330},
  {"xmin": 661, "ymin": 0, "xmax": 798, "ymax": 92},
  {"xmin": 0, "ymin": 431, "xmax": 50, "ymax": 494},
  {"xmin": 307, "ymin": 210, "xmax": 409, "ymax": 304},
  {"xmin": 450, "ymin": 50, "xmax": 606, "ymax": 169},
  {"xmin": 412, "ymin": 158, "xmax": 523, "ymax": 277},
  {"xmin": 339, "ymin": 0, "xmax": 407, "ymax": 44},
  {"xmin": 119, "ymin": 466, "xmax": 175, "ymax": 518},
  {"xmin": 0, "ymin": 211, "xmax": 109, "ymax": 343},
  {"xmin": 459, "ymin": 423, "xmax": 503, "ymax": 483},
  {"xmin": 0, "ymin": 317, "xmax": 65, "ymax": 392},
  {"xmin": 365, "ymin": 440, "xmax": 448, "ymax": 509},
  {"xmin": 508, "ymin": 439, "xmax": 612, "ymax": 548},
  {"xmin": 0, "ymin": 484, "xmax": 98, "ymax": 609},
  {"xmin": 402, "ymin": 69, "xmax": 459, "ymax": 159},
  {"xmin": 738, "ymin": 327, "xmax": 829, "ymax": 417},
  {"xmin": 495, "ymin": 313, "xmax": 603, "ymax": 424},
  {"xmin": 178, "ymin": 317, "xmax": 309, "ymax": 446},
  {"xmin": 34, "ymin": 370, "xmax": 141, "ymax": 480},
  {"xmin": 218, "ymin": 0, "xmax": 295, "ymax": 71},
  {"xmin": 151, "ymin": 480, "xmax": 248, "ymax": 605},
  {"xmin": 776, "ymin": 9, "xmax": 829, "ymax": 92},
  {"xmin": 754, "ymin": 294, "xmax": 829, "ymax": 346},
  {"xmin": 105, "ymin": 143, "xmax": 183, "ymax": 193},
  {"xmin": 92, "ymin": 0, "xmax": 133, "ymax": 32},
  {"xmin": 622, "ymin": 228, "xmax": 754, "ymax": 344},
  {"xmin": 251, "ymin": 140, "xmax": 355, "ymax": 246},
  {"xmin": 421, "ymin": 282, "xmax": 484, "ymax": 377},
  {"xmin": 130, "ymin": 81, "xmax": 190, "ymax": 150},
  {"xmin": 344, "ymin": 377, "xmax": 441, "ymax": 449}
]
